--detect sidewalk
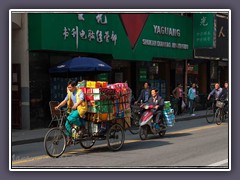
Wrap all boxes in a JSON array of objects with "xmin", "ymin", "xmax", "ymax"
[{"xmin": 11, "ymin": 110, "xmax": 208, "ymax": 146}]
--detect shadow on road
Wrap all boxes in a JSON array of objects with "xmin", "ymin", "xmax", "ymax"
[
  {"xmin": 60, "ymin": 133, "xmax": 193, "ymax": 158},
  {"xmin": 164, "ymin": 132, "xmax": 192, "ymax": 139}
]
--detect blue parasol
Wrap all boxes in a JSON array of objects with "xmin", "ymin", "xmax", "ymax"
[{"xmin": 49, "ymin": 57, "xmax": 112, "ymax": 73}]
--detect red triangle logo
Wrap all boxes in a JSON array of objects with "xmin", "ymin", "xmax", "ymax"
[{"xmin": 120, "ymin": 14, "xmax": 149, "ymax": 48}]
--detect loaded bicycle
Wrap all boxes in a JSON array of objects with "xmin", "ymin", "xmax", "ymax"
[
  {"xmin": 205, "ymin": 98, "xmax": 228, "ymax": 125},
  {"xmin": 44, "ymin": 82, "xmax": 139, "ymax": 158},
  {"xmin": 215, "ymin": 99, "xmax": 228, "ymax": 125},
  {"xmin": 205, "ymin": 98, "xmax": 215, "ymax": 124}
]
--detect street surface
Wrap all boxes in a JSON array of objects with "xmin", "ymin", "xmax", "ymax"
[{"xmin": 11, "ymin": 117, "xmax": 229, "ymax": 170}]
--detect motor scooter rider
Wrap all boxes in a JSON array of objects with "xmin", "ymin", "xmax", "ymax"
[{"xmin": 147, "ymin": 88, "xmax": 164, "ymax": 129}]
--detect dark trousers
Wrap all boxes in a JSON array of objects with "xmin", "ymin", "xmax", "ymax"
[
  {"xmin": 178, "ymin": 97, "xmax": 182, "ymax": 115},
  {"xmin": 152, "ymin": 109, "xmax": 163, "ymax": 124}
]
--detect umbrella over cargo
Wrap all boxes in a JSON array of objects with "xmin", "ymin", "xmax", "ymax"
[{"xmin": 49, "ymin": 57, "xmax": 112, "ymax": 73}]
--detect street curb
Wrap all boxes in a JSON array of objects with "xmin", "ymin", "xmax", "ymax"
[
  {"xmin": 12, "ymin": 138, "xmax": 44, "ymax": 146},
  {"xmin": 12, "ymin": 114, "xmax": 208, "ymax": 146}
]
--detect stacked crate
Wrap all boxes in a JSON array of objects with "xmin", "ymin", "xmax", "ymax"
[{"xmin": 78, "ymin": 81, "xmax": 132, "ymax": 129}]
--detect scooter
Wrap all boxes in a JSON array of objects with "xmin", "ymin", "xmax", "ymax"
[{"xmin": 139, "ymin": 103, "xmax": 167, "ymax": 140}]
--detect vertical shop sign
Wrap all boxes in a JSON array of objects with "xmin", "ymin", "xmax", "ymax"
[
  {"xmin": 194, "ymin": 14, "xmax": 229, "ymax": 59},
  {"xmin": 193, "ymin": 13, "xmax": 216, "ymax": 48},
  {"xmin": 139, "ymin": 68, "xmax": 147, "ymax": 82},
  {"xmin": 97, "ymin": 73, "xmax": 108, "ymax": 81}
]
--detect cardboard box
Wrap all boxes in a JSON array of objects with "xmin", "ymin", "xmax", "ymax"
[
  {"xmin": 86, "ymin": 81, "xmax": 96, "ymax": 88},
  {"xmin": 92, "ymin": 88, "xmax": 100, "ymax": 93},
  {"xmin": 96, "ymin": 81, "xmax": 108, "ymax": 88}
]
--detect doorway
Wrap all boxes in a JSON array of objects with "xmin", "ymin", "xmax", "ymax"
[{"xmin": 12, "ymin": 64, "xmax": 21, "ymax": 129}]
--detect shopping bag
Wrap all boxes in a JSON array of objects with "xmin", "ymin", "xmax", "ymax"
[
  {"xmin": 77, "ymin": 100, "xmax": 88, "ymax": 118},
  {"xmin": 181, "ymin": 100, "xmax": 186, "ymax": 110}
]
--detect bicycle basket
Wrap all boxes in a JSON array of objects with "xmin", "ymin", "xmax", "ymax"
[{"xmin": 216, "ymin": 101, "xmax": 225, "ymax": 108}]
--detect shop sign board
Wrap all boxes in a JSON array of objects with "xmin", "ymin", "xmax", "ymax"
[
  {"xmin": 194, "ymin": 15, "xmax": 228, "ymax": 59},
  {"xmin": 133, "ymin": 14, "xmax": 193, "ymax": 60},
  {"xmin": 97, "ymin": 73, "xmax": 108, "ymax": 81},
  {"xmin": 28, "ymin": 13, "xmax": 133, "ymax": 60},
  {"xmin": 139, "ymin": 68, "xmax": 147, "ymax": 82},
  {"xmin": 187, "ymin": 64, "xmax": 198, "ymax": 74},
  {"xmin": 28, "ymin": 13, "xmax": 193, "ymax": 61},
  {"xmin": 193, "ymin": 13, "xmax": 216, "ymax": 48}
]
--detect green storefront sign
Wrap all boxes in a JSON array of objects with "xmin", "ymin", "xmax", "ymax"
[
  {"xmin": 134, "ymin": 14, "xmax": 193, "ymax": 60},
  {"xmin": 28, "ymin": 13, "xmax": 133, "ymax": 60},
  {"xmin": 193, "ymin": 13, "xmax": 216, "ymax": 48},
  {"xmin": 28, "ymin": 13, "xmax": 193, "ymax": 61}
]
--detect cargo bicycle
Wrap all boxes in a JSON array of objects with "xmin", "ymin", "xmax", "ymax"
[{"xmin": 44, "ymin": 86, "xmax": 139, "ymax": 158}]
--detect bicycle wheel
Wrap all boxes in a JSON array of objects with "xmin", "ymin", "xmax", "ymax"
[
  {"xmin": 44, "ymin": 127, "xmax": 66, "ymax": 158},
  {"xmin": 224, "ymin": 111, "xmax": 228, "ymax": 122},
  {"xmin": 206, "ymin": 106, "xmax": 215, "ymax": 123},
  {"xmin": 107, "ymin": 123, "xmax": 125, "ymax": 151},
  {"xmin": 79, "ymin": 135, "xmax": 96, "ymax": 149},
  {"xmin": 215, "ymin": 108, "xmax": 222, "ymax": 125},
  {"xmin": 128, "ymin": 114, "xmax": 140, "ymax": 134},
  {"xmin": 159, "ymin": 129, "xmax": 166, "ymax": 137}
]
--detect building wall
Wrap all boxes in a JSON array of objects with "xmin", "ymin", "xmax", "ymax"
[{"xmin": 12, "ymin": 13, "xmax": 30, "ymax": 129}]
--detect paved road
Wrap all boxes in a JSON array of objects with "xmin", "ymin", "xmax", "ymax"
[{"xmin": 11, "ymin": 118, "xmax": 229, "ymax": 170}]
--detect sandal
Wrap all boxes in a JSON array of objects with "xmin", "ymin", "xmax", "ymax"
[{"xmin": 66, "ymin": 136, "xmax": 72, "ymax": 146}]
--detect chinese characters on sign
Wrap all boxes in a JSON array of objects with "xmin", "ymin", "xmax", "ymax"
[
  {"xmin": 63, "ymin": 14, "xmax": 118, "ymax": 49},
  {"xmin": 196, "ymin": 16, "xmax": 211, "ymax": 43},
  {"xmin": 200, "ymin": 16, "xmax": 208, "ymax": 26},
  {"xmin": 196, "ymin": 31, "xmax": 212, "ymax": 44},
  {"xmin": 193, "ymin": 13, "xmax": 216, "ymax": 48}
]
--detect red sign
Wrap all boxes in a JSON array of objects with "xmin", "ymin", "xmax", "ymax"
[{"xmin": 120, "ymin": 14, "xmax": 149, "ymax": 48}]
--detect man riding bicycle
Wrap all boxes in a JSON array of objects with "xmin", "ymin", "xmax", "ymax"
[
  {"xmin": 207, "ymin": 83, "xmax": 223, "ymax": 112},
  {"xmin": 55, "ymin": 80, "xmax": 87, "ymax": 145},
  {"xmin": 219, "ymin": 81, "xmax": 229, "ymax": 114}
]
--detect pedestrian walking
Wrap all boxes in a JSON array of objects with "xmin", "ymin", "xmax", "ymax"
[
  {"xmin": 188, "ymin": 83, "xmax": 197, "ymax": 116},
  {"xmin": 172, "ymin": 83, "xmax": 184, "ymax": 115}
]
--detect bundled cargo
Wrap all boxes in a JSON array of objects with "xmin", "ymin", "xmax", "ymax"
[
  {"xmin": 163, "ymin": 101, "xmax": 175, "ymax": 127},
  {"xmin": 79, "ymin": 81, "xmax": 132, "ymax": 127},
  {"xmin": 99, "ymin": 88, "xmax": 116, "ymax": 100},
  {"xmin": 86, "ymin": 81, "xmax": 96, "ymax": 88},
  {"xmin": 96, "ymin": 81, "xmax": 108, "ymax": 88},
  {"xmin": 164, "ymin": 101, "xmax": 171, "ymax": 110},
  {"xmin": 77, "ymin": 80, "xmax": 86, "ymax": 88}
]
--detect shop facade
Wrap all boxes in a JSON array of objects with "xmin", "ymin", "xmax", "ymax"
[
  {"xmin": 194, "ymin": 13, "xmax": 229, "ymax": 91},
  {"xmin": 13, "ymin": 12, "xmax": 195, "ymax": 129}
]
